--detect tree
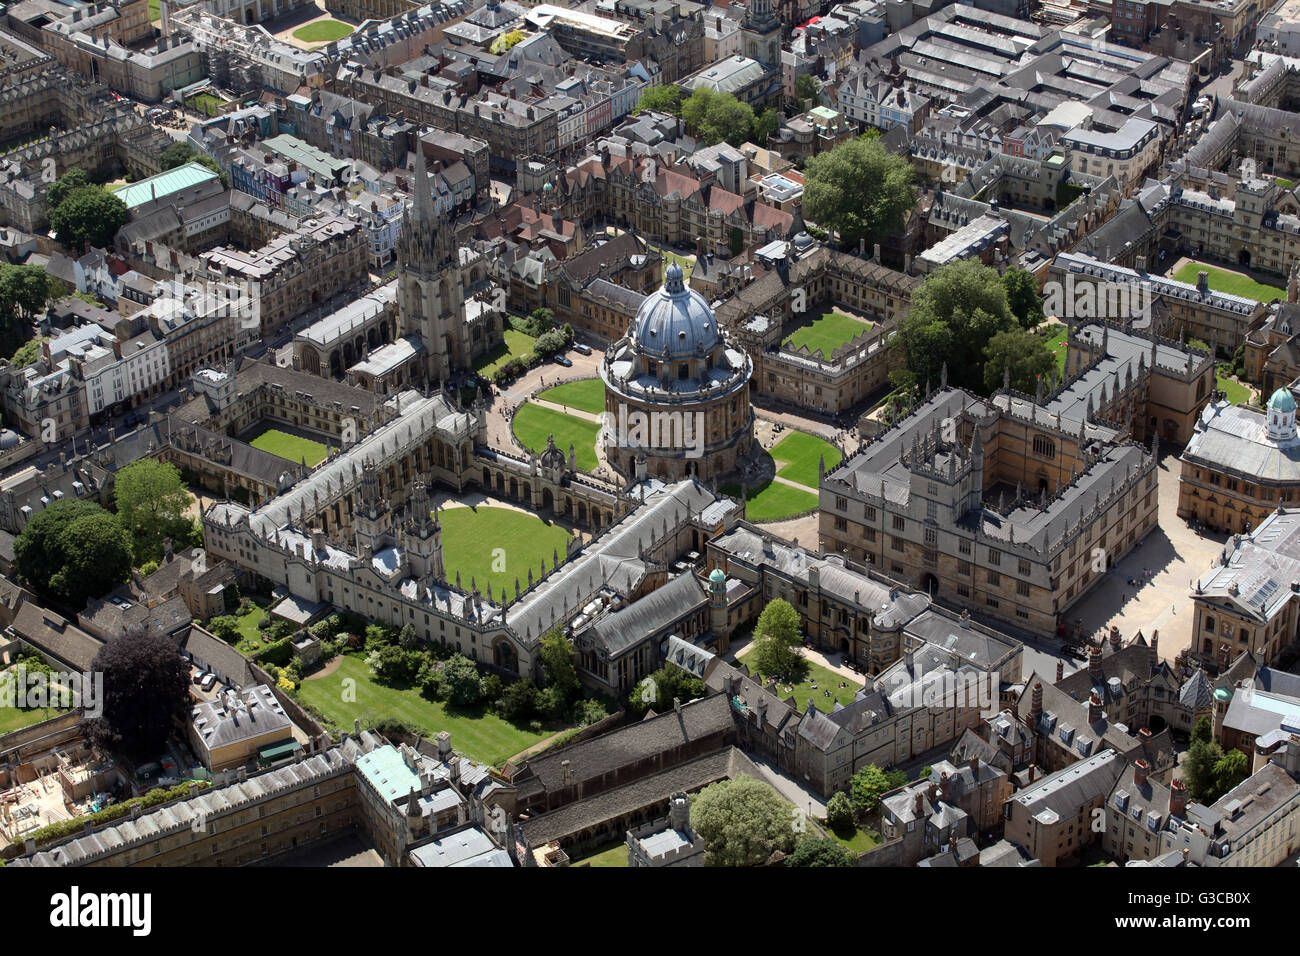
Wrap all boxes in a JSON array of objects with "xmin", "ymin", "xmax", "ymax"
[
  {"xmin": 689, "ymin": 777, "xmax": 798, "ymax": 866},
  {"xmin": 0, "ymin": 265, "xmax": 59, "ymax": 359},
  {"xmin": 46, "ymin": 168, "xmax": 91, "ymax": 209},
  {"xmin": 635, "ymin": 84, "xmax": 685, "ymax": 116},
  {"xmin": 1210, "ymin": 749, "xmax": 1249, "ymax": 802},
  {"xmin": 1184, "ymin": 737, "xmax": 1223, "ymax": 802},
  {"xmin": 728, "ymin": 226, "xmax": 745, "ymax": 257},
  {"xmin": 795, "ymin": 73, "xmax": 822, "ymax": 106},
  {"xmin": 627, "ymin": 663, "xmax": 707, "ymax": 717},
  {"xmin": 982, "ymin": 328, "xmax": 1056, "ymax": 395},
  {"xmin": 160, "ymin": 142, "xmax": 196, "ymax": 171},
  {"xmin": 84, "ymin": 631, "xmax": 191, "ymax": 761},
  {"xmin": 752, "ymin": 107, "xmax": 780, "ymax": 145},
  {"xmin": 438, "ymin": 654, "xmax": 482, "ymax": 706},
  {"xmin": 803, "ymin": 135, "xmax": 916, "ymax": 249},
  {"xmin": 207, "ymin": 615, "xmax": 240, "ymax": 643},
  {"xmin": 112, "ymin": 459, "xmax": 193, "ymax": 564},
  {"xmin": 9, "ymin": 336, "xmax": 47, "ymax": 368},
  {"xmin": 1002, "ymin": 267, "xmax": 1044, "ymax": 328},
  {"xmin": 498, "ymin": 678, "xmax": 538, "ymax": 722},
  {"xmin": 786, "ymin": 835, "xmax": 853, "ymax": 867},
  {"xmin": 14, "ymin": 500, "xmax": 131, "ymax": 607},
  {"xmin": 681, "ymin": 88, "xmax": 755, "ymax": 146},
  {"xmin": 1192, "ymin": 714, "xmax": 1213, "ymax": 745},
  {"xmin": 397, "ymin": 623, "xmax": 420, "ymax": 651},
  {"xmin": 539, "ymin": 630, "xmax": 580, "ymax": 704},
  {"xmin": 849, "ymin": 764, "xmax": 905, "ymax": 816},
  {"xmin": 749, "ymin": 598, "xmax": 804, "ymax": 679},
  {"xmin": 825, "ymin": 791, "xmax": 855, "ymax": 833},
  {"xmin": 893, "ymin": 259, "xmax": 1019, "ymax": 397},
  {"xmin": 49, "ymin": 186, "xmax": 128, "ymax": 252}
]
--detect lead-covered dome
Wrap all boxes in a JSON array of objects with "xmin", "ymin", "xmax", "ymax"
[{"xmin": 632, "ymin": 263, "xmax": 721, "ymax": 361}]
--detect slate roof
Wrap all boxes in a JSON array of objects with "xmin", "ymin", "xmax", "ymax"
[
  {"xmin": 590, "ymin": 572, "xmax": 706, "ymax": 657},
  {"xmin": 11, "ymin": 602, "xmax": 102, "ymax": 672},
  {"xmin": 1179, "ymin": 669, "xmax": 1214, "ymax": 710},
  {"xmin": 1009, "ymin": 749, "xmax": 1125, "ymax": 823}
]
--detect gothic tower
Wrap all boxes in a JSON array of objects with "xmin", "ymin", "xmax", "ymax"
[
  {"xmin": 353, "ymin": 459, "xmax": 391, "ymax": 556},
  {"xmin": 396, "ymin": 146, "xmax": 466, "ymax": 384},
  {"xmin": 404, "ymin": 480, "xmax": 445, "ymax": 582},
  {"xmin": 741, "ymin": 0, "xmax": 781, "ymax": 69}
]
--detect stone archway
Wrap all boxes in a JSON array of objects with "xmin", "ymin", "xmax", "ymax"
[{"xmin": 542, "ymin": 488, "xmax": 554, "ymax": 512}]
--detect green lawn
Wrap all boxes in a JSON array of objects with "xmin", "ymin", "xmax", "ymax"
[
  {"xmin": 439, "ymin": 506, "xmax": 573, "ymax": 597},
  {"xmin": 0, "ymin": 703, "xmax": 66, "ymax": 735},
  {"xmin": 737, "ymin": 651, "xmax": 862, "ymax": 713},
  {"xmin": 293, "ymin": 20, "xmax": 354, "ymax": 43},
  {"xmin": 1172, "ymin": 262, "xmax": 1285, "ymax": 302},
  {"xmin": 475, "ymin": 327, "xmax": 538, "ymax": 377},
  {"xmin": 721, "ymin": 479, "xmax": 818, "ymax": 523},
  {"xmin": 1277, "ymin": 178, "xmax": 1295, "ymax": 190},
  {"xmin": 250, "ymin": 429, "xmax": 331, "ymax": 467},
  {"xmin": 189, "ymin": 93, "xmax": 227, "ymax": 117},
  {"xmin": 1217, "ymin": 369, "xmax": 1254, "ymax": 405},
  {"xmin": 296, "ymin": 655, "xmax": 553, "ymax": 766},
  {"xmin": 571, "ymin": 841, "xmax": 629, "ymax": 867},
  {"xmin": 784, "ymin": 310, "xmax": 872, "ymax": 357},
  {"xmin": 652, "ymin": 246, "xmax": 694, "ymax": 281},
  {"xmin": 1044, "ymin": 324, "xmax": 1068, "ymax": 375},
  {"xmin": 771, "ymin": 431, "xmax": 841, "ymax": 488},
  {"xmin": 539, "ymin": 378, "xmax": 605, "ymax": 415},
  {"xmin": 512, "ymin": 403, "xmax": 601, "ymax": 472},
  {"xmin": 826, "ymin": 824, "xmax": 880, "ymax": 854},
  {"xmin": 148, "ymin": 0, "xmax": 160, "ymax": 21},
  {"xmin": 231, "ymin": 602, "xmax": 269, "ymax": 656}
]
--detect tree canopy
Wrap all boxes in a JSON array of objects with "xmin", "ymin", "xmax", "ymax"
[
  {"xmin": 0, "ymin": 265, "xmax": 59, "ymax": 360},
  {"xmin": 802, "ymin": 135, "xmax": 916, "ymax": 249},
  {"xmin": 635, "ymin": 84, "xmax": 685, "ymax": 116},
  {"xmin": 85, "ymin": 631, "xmax": 192, "ymax": 761},
  {"xmin": 49, "ymin": 186, "xmax": 129, "ymax": 252},
  {"xmin": 14, "ymin": 499, "xmax": 132, "ymax": 608},
  {"xmin": 795, "ymin": 73, "xmax": 822, "ymax": 106},
  {"xmin": 690, "ymin": 776, "xmax": 798, "ymax": 866},
  {"xmin": 681, "ymin": 88, "xmax": 756, "ymax": 147},
  {"xmin": 891, "ymin": 259, "xmax": 1054, "ymax": 398},
  {"xmin": 113, "ymin": 459, "xmax": 194, "ymax": 564},
  {"xmin": 786, "ymin": 835, "xmax": 853, "ymax": 867},
  {"xmin": 627, "ymin": 662, "xmax": 707, "ymax": 718},
  {"xmin": 849, "ymin": 764, "xmax": 906, "ymax": 816},
  {"xmin": 47, "ymin": 168, "xmax": 91, "ymax": 209},
  {"xmin": 748, "ymin": 598, "xmax": 804, "ymax": 678}
]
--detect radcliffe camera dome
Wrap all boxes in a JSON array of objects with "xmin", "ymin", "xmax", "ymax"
[{"xmin": 632, "ymin": 263, "xmax": 721, "ymax": 362}]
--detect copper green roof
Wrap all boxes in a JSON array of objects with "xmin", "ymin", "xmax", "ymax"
[{"xmin": 114, "ymin": 162, "xmax": 220, "ymax": 210}]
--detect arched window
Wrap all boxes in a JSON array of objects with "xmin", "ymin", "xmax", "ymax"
[{"xmin": 1032, "ymin": 435, "xmax": 1056, "ymax": 459}]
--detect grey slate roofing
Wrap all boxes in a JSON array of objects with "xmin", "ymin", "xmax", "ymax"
[
  {"xmin": 1222, "ymin": 682, "xmax": 1300, "ymax": 739},
  {"xmin": 664, "ymin": 635, "xmax": 715, "ymax": 677},
  {"xmin": 590, "ymin": 572, "xmax": 706, "ymax": 658},
  {"xmin": 14, "ymin": 734, "xmax": 384, "ymax": 866},
  {"xmin": 190, "ymin": 685, "xmax": 294, "ymax": 752},
  {"xmin": 10, "ymin": 602, "xmax": 102, "ymax": 672},
  {"xmin": 1010, "ymin": 749, "xmax": 1125, "ymax": 823},
  {"xmin": 517, "ymin": 746, "xmax": 760, "ymax": 848},
  {"xmin": 510, "ymin": 694, "xmax": 733, "ymax": 797},
  {"xmin": 408, "ymin": 825, "xmax": 512, "ymax": 867},
  {"xmin": 1179, "ymin": 669, "xmax": 1214, "ymax": 710},
  {"xmin": 1194, "ymin": 509, "xmax": 1300, "ymax": 621},
  {"xmin": 702, "ymin": 657, "xmax": 800, "ymax": 738},
  {"xmin": 1183, "ymin": 399, "xmax": 1300, "ymax": 483},
  {"xmin": 181, "ymin": 624, "xmax": 256, "ymax": 688}
]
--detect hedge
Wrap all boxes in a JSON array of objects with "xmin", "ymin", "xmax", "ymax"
[
  {"xmin": 254, "ymin": 637, "xmax": 294, "ymax": 668},
  {"xmin": 25, "ymin": 780, "xmax": 210, "ymax": 847}
]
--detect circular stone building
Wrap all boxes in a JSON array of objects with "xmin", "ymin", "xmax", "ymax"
[{"xmin": 600, "ymin": 263, "xmax": 753, "ymax": 482}]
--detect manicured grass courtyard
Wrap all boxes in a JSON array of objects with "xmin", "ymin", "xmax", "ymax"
[
  {"xmin": 475, "ymin": 326, "xmax": 538, "ymax": 378},
  {"xmin": 652, "ymin": 246, "xmax": 694, "ymax": 281},
  {"xmin": 296, "ymin": 655, "xmax": 552, "ymax": 766},
  {"xmin": 1172, "ymin": 262, "xmax": 1285, "ymax": 302},
  {"xmin": 293, "ymin": 20, "xmax": 355, "ymax": 43},
  {"xmin": 250, "ymin": 429, "xmax": 331, "ymax": 467},
  {"xmin": 571, "ymin": 841, "xmax": 629, "ymax": 867},
  {"xmin": 736, "ymin": 649, "xmax": 862, "ymax": 713},
  {"xmin": 538, "ymin": 378, "xmax": 605, "ymax": 415},
  {"xmin": 1044, "ymin": 324, "xmax": 1069, "ymax": 375},
  {"xmin": 149, "ymin": 0, "xmax": 160, "ymax": 21},
  {"xmin": 512, "ymin": 403, "xmax": 601, "ymax": 472},
  {"xmin": 1277, "ymin": 178, "xmax": 1295, "ymax": 190},
  {"xmin": 1217, "ymin": 369, "xmax": 1254, "ymax": 405},
  {"xmin": 771, "ymin": 430, "xmax": 841, "ymax": 488},
  {"xmin": 438, "ymin": 505, "xmax": 573, "ymax": 597},
  {"xmin": 0, "ymin": 701, "xmax": 65, "ymax": 735},
  {"xmin": 231, "ymin": 602, "xmax": 269, "ymax": 656},
  {"xmin": 783, "ymin": 310, "xmax": 872, "ymax": 357},
  {"xmin": 825, "ymin": 824, "xmax": 880, "ymax": 854},
  {"xmin": 721, "ymin": 479, "xmax": 819, "ymax": 523}
]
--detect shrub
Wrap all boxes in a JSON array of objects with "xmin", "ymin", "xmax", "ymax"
[
  {"xmin": 255, "ymin": 638, "xmax": 293, "ymax": 668},
  {"xmin": 572, "ymin": 697, "xmax": 609, "ymax": 727},
  {"xmin": 480, "ymin": 672, "xmax": 504, "ymax": 705},
  {"xmin": 498, "ymin": 678, "xmax": 538, "ymax": 722}
]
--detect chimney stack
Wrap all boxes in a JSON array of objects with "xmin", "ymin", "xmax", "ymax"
[
  {"xmin": 914, "ymin": 792, "xmax": 924, "ymax": 816},
  {"xmin": 1088, "ymin": 691, "xmax": 1103, "ymax": 724},
  {"xmin": 1089, "ymin": 643, "xmax": 1103, "ymax": 682},
  {"xmin": 1134, "ymin": 758, "xmax": 1150, "ymax": 788},
  {"xmin": 1151, "ymin": 630, "xmax": 1160, "ymax": 672},
  {"xmin": 1170, "ymin": 778, "xmax": 1187, "ymax": 817},
  {"xmin": 1030, "ymin": 682, "xmax": 1043, "ymax": 725},
  {"xmin": 1055, "ymin": 660, "xmax": 1064, "ymax": 682},
  {"xmin": 561, "ymin": 759, "xmax": 572, "ymax": 787}
]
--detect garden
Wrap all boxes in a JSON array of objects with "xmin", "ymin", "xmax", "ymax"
[
  {"xmin": 783, "ymin": 310, "xmax": 873, "ymax": 357},
  {"xmin": 770, "ymin": 430, "xmax": 841, "ymax": 488},
  {"xmin": 511, "ymin": 403, "xmax": 602, "ymax": 472}
]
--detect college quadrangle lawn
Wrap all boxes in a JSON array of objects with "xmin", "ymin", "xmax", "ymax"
[
  {"xmin": 783, "ymin": 311, "xmax": 872, "ymax": 357},
  {"xmin": 438, "ymin": 505, "xmax": 573, "ymax": 596},
  {"xmin": 538, "ymin": 379, "xmax": 605, "ymax": 415},
  {"xmin": 770, "ymin": 431, "xmax": 841, "ymax": 488},
  {"xmin": 250, "ymin": 429, "xmax": 331, "ymax": 467},
  {"xmin": 512, "ymin": 403, "xmax": 602, "ymax": 471},
  {"xmin": 1172, "ymin": 263, "xmax": 1285, "ymax": 302},
  {"xmin": 296, "ymin": 655, "xmax": 553, "ymax": 766}
]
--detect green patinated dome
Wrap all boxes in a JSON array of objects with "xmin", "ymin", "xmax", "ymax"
[
  {"xmin": 1269, "ymin": 388, "xmax": 1297, "ymax": 414},
  {"xmin": 709, "ymin": 567, "xmax": 726, "ymax": 584}
]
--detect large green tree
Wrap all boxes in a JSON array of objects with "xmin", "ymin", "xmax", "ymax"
[
  {"xmin": 539, "ymin": 629, "xmax": 581, "ymax": 703},
  {"xmin": 795, "ymin": 73, "xmax": 822, "ymax": 106},
  {"xmin": 15, "ymin": 500, "xmax": 131, "ymax": 606},
  {"xmin": 635, "ymin": 84, "xmax": 685, "ymax": 116},
  {"xmin": 46, "ymin": 168, "xmax": 91, "ymax": 209},
  {"xmin": 113, "ymin": 459, "xmax": 194, "ymax": 564},
  {"xmin": 849, "ymin": 764, "xmax": 906, "ymax": 816},
  {"xmin": 982, "ymin": 327, "xmax": 1056, "ymax": 395},
  {"xmin": 681, "ymin": 88, "xmax": 756, "ymax": 147},
  {"xmin": 0, "ymin": 265, "xmax": 58, "ymax": 359},
  {"xmin": 893, "ymin": 259, "xmax": 1018, "ymax": 396},
  {"xmin": 49, "ymin": 186, "xmax": 129, "ymax": 252},
  {"xmin": 690, "ymin": 776, "xmax": 798, "ymax": 866},
  {"xmin": 786, "ymin": 835, "xmax": 853, "ymax": 867},
  {"xmin": 749, "ymin": 598, "xmax": 804, "ymax": 679},
  {"xmin": 802, "ymin": 135, "xmax": 916, "ymax": 249},
  {"xmin": 1002, "ymin": 267, "xmax": 1044, "ymax": 328},
  {"xmin": 85, "ymin": 631, "xmax": 191, "ymax": 761},
  {"xmin": 627, "ymin": 662, "xmax": 707, "ymax": 717}
]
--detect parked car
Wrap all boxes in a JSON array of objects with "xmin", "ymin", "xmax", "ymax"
[
  {"xmin": 572, "ymin": 342, "xmax": 592, "ymax": 355},
  {"xmin": 552, "ymin": 354, "xmax": 573, "ymax": 367},
  {"xmin": 199, "ymin": 673, "xmax": 217, "ymax": 691}
]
